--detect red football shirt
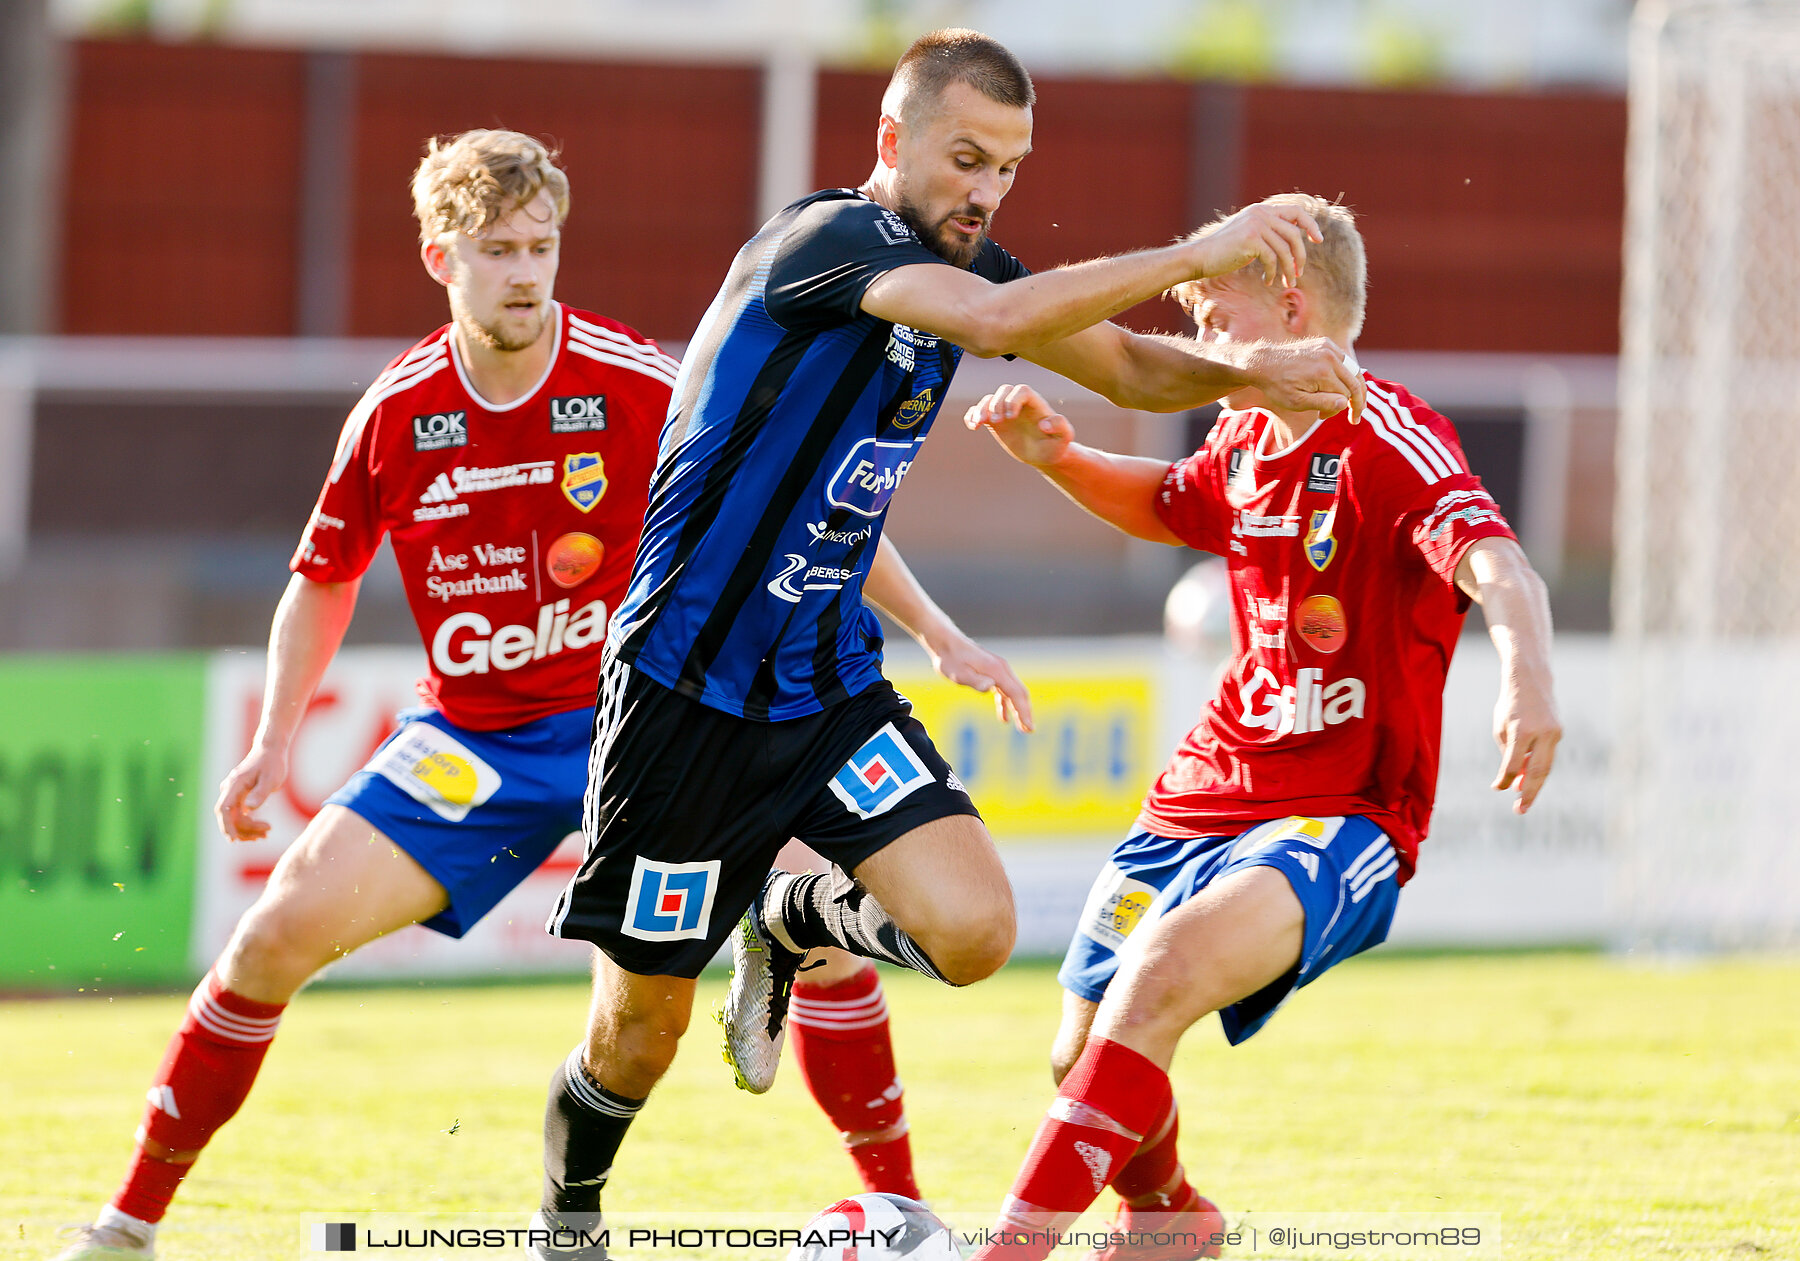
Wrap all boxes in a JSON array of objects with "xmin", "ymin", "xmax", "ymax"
[
  {"xmin": 292, "ymin": 303, "xmax": 672, "ymax": 730},
  {"xmin": 1141, "ymin": 374, "xmax": 1517, "ymax": 880}
]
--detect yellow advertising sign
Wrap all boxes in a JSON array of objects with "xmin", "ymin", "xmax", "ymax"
[{"xmin": 888, "ymin": 662, "xmax": 1159, "ymax": 840}]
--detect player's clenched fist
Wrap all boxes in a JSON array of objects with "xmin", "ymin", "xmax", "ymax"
[
  {"xmin": 964, "ymin": 383, "xmax": 1073, "ymax": 468},
  {"xmin": 1237, "ymin": 336, "xmax": 1367, "ymax": 420},
  {"xmin": 1185, "ymin": 200, "xmax": 1324, "ymax": 287}
]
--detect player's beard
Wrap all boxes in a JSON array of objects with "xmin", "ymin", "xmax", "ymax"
[
  {"xmin": 896, "ymin": 194, "xmax": 989, "ymax": 268},
  {"xmin": 460, "ymin": 299, "xmax": 549, "ymax": 354}
]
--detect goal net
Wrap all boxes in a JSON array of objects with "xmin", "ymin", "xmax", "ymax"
[{"xmin": 1615, "ymin": 0, "xmax": 1800, "ymax": 948}]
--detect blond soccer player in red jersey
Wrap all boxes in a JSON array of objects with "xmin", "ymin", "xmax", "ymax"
[
  {"xmin": 963, "ymin": 194, "xmax": 1561, "ymax": 1261},
  {"xmin": 54, "ymin": 129, "xmax": 1025, "ymax": 1261}
]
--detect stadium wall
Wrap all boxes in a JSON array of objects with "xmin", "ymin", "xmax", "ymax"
[
  {"xmin": 52, "ymin": 39, "xmax": 1623, "ymax": 350},
  {"xmin": 1, "ymin": 636, "xmax": 1609, "ymax": 992}
]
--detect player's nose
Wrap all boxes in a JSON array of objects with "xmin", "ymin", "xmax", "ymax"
[{"xmin": 970, "ymin": 173, "xmax": 1002, "ymax": 213}]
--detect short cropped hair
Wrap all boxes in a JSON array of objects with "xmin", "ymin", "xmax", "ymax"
[
  {"xmin": 1173, "ymin": 193, "xmax": 1368, "ymax": 342},
  {"xmin": 411, "ymin": 129, "xmax": 570, "ymax": 244},
  {"xmin": 882, "ymin": 28, "xmax": 1035, "ymax": 126}
]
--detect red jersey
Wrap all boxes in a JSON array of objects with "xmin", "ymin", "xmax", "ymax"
[
  {"xmin": 1141, "ymin": 374, "xmax": 1517, "ymax": 880},
  {"xmin": 292, "ymin": 303, "xmax": 673, "ymax": 730}
]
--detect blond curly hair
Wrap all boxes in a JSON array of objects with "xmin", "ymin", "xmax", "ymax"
[{"xmin": 411, "ymin": 129, "xmax": 570, "ymax": 244}]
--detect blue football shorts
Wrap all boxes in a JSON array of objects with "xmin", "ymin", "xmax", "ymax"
[
  {"xmin": 1058, "ymin": 815, "xmax": 1402, "ymax": 1044},
  {"xmin": 325, "ymin": 704, "xmax": 590, "ymax": 938}
]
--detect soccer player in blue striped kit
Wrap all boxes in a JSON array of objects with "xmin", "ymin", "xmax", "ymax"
[{"xmin": 532, "ymin": 29, "xmax": 1366, "ymax": 1252}]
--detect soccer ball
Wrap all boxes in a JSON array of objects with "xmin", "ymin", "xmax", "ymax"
[{"xmin": 787, "ymin": 1193, "xmax": 960, "ymax": 1261}]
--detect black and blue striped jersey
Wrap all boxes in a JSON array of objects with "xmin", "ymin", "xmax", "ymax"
[{"xmin": 610, "ymin": 188, "xmax": 1029, "ymax": 720}]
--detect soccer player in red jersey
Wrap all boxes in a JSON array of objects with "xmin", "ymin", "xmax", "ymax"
[
  {"xmin": 962, "ymin": 194, "xmax": 1561, "ymax": 1261},
  {"xmin": 55, "ymin": 129, "xmax": 1018, "ymax": 1261}
]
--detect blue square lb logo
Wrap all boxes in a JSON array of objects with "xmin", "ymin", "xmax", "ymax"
[
  {"xmin": 622, "ymin": 857, "xmax": 720, "ymax": 941},
  {"xmin": 828, "ymin": 722, "xmax": 934, "ymax": 820}
]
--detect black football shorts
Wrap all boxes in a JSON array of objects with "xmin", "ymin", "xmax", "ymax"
[{"xmin": 547, "ymin": 653, "xmax": 980, "ymax": 977}]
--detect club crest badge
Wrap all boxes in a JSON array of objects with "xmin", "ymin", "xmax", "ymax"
[
  {"xmin": 892, "ymin": 386, "xmax": 935, "ymax": 429},
  {"xmin": 561, "ymin": 453, "xmax": 607, "ymax": 513},
  {"xmin": 1304, "ymin": 508, "xmax": 1338, "ymax": 571}
]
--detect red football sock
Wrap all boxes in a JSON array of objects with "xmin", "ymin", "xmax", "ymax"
[
  {"xmin": 789, "ymin": 965, "xmax": 922, "ymax": 1200},
  {"xmin": 112, "ymin": 970, "xmax": 286, "ymax": 1223},
  {"xmin": 1111, "ymin": 1098, "xmax": 1192, "ymax": 1208},
  {"xmin": 976, "ymin": 1038, "xmax": 1173, "ymax": 1261}
]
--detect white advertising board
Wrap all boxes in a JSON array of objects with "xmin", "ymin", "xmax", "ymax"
[
  {"xmin": 193, "ymin": 634, "xmax": 1611, "ymax": 981},
  {"xmin": 195, "ymin": 649, "xmax": 593, "ymax": 981}
]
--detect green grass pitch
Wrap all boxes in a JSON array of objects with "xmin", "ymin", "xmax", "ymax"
[{"xmin": 5, "ymin": 953, "xmax": 1797, "ymax": 1260}]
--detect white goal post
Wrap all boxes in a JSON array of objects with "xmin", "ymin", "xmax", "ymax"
[{"xmin": 1614, "ymin": 0, "xmax": 1800, "ymax": 949}]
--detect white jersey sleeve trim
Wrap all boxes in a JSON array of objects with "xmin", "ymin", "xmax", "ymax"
[
  {"xmin": 1364, "ymin": 390, "xmax": 1449, "ymax": 484},
  {"xmin": 568, "ymin": 314, "xmax": 682, "ymax": 378},
  {"xmin": 1372, "ymin": 381, "xmax": 1462, "ymax": 475},
  {"xmin": 1366, "ymin": 382, "xmax": 1462, "ymax": 480},
  {"xmin": 325, "ymin": 339, "xmax": 451, "ymax": 485},
  {"xmin": 567, "ymin": 338, "xmax": 680, "ymax": 388}
]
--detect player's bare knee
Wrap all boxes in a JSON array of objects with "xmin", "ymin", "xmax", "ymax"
[
  {"xmin": 929, "ymin": 912, "xmax": 1014, "ymax": 986},
  {"xmin": 585, "ymin": 990, "xmax": 690, "ymax": 1092},
  {"xmin": 218, "ymin": 905, "xmax": 327, "ymax": 999}
]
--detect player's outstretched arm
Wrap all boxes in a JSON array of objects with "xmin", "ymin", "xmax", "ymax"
[
  {"xmin": 1455, "ymin": 538, "xmax": 1561, "ymax": 814},
  {"xmin": 864, "ymin": 535, "xmax": 1033, "ymax": 733},
  {"xmin": 215, "ymin": 574, "xmax": 361, "ymax": 842},
  {"xmin": 861, "ymin": 201, "xmax": 1322, "ymax": 361},
  {"xmin": 966, "ymin": 383, "xmax": 1181, "ymax": 546},
  {"xmin": 1025, "ymin": 323, "xmax": 1365, "ymax": 419}
]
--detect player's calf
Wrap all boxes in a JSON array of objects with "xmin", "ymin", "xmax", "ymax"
[
  {"xmin": 1049, "ymin": 991, "xmax": 1100, "ymax": 1086},
  {"xmin": 790, "ymin": 960, "xmax": 922, "ymax": 1199},
  {"xmin": 579, "ymin": 962, "xmax": 694, "ymax": 1097},
  {"xmin": 543, "ymin": 960, "xmax": 695, "ymax": 1223}
]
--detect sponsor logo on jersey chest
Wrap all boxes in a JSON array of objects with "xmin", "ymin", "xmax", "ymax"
[
  {"xmin": 1239, "ymin": 665, "xmax": 1365, "ymax": 736},
  {"xmin": 884, "ymin": 324, "xmax": 939, "ymax": 374},
  {"xmin": 827, "ymin": 436, "xmax": 920, "ymax": 518},
  {"xmin": 1307, "ymin": 452, "xmax": 1341, "ymax": 493},
  {"xmin": 414, "ymin": 461, "xmax": 555, "ymax": 521},
  {"xmin": 431, "ymin": 596, "xmax": 608, "ymax": 675},
  {"xmin": 1295, "ymin": 593, "xmax": 1347, "ymax": 653},
  {"xmin": 412, "ymin": 410, "xmax": 468, "ymax": 451},
  {"xmin": 547, "ymin": 531, "xmax": 604, "ymax": 588},
  {"xmin": 550, "ymin": 393, "xmax": 608, "ymax": 433},
  {"xmin": 1232, "ymin": 509, "xmax": 1300, "ymax": 538},
  {"xmin": 767, "ymin": 553, "xmax": 858, "ymax": 603}
]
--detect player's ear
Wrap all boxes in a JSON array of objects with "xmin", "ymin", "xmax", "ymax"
[
  {"xmin": 421, "ymin": 238, "xmax": 454, "ymax": 289},
  {"xmin": 1281, "ymin": 286, "xmax": 1307, "ymax": 335},
  {"xmin": 876, "ymin": 113, "xmax": 902, "ymax": 170}
]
